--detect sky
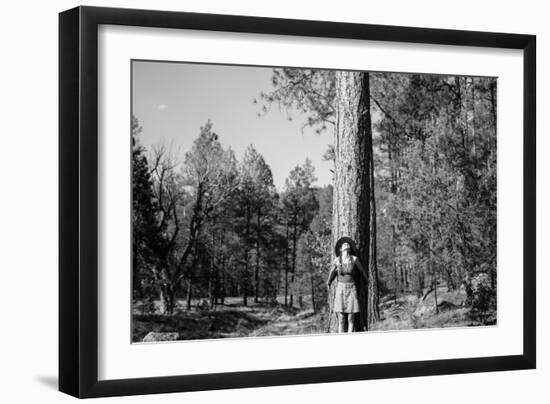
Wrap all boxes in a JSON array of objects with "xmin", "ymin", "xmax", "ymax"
[{"xmin": 131, "ymin": 60, "xmax": 333, "ymax": 190}]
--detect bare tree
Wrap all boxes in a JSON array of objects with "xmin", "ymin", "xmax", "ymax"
[{"xmin": 148, "ymin": 122, "xmax": 239, "ymax": 315}]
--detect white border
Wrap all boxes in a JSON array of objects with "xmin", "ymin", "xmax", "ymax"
[{"xmin": 98, "ymin": 24, "xmax": 524, "ymax": 381}]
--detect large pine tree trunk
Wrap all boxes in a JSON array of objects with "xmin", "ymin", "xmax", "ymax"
[{"xmin": 332, "ymin": 71, "xmax": 380, "ymax": 331}]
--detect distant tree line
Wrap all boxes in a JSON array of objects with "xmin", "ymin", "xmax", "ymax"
[
  {"xmin": 371, "ymin": 74, "xmax": 497, "ymax": 315},
  {"xmin": 132, "ymin": 118, "xmax": 331, "ymax": 315}
]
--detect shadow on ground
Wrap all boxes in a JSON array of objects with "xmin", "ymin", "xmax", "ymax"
[{"xmin": 35, "ymin": 375, "xmax": 58, "ymax": 390}]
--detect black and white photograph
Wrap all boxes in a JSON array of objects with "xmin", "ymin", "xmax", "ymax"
[{"xmin": 131, "ymin": 61, "xmax": 498, "ymax": 342}]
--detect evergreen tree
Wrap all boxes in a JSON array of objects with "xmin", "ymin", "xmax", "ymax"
[{"xmin": 131, "ymin": 116, "xmax": 164, "ymax": 305}]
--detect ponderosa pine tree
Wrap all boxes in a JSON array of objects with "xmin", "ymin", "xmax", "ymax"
[
  {"xmin": 281, "ymin": 159, "xmax": 318, "ymax": 307},
  {"xmin": 332, "ymin": 71, "xmax": 380, "ymax": 329},
  {"xmin": 259, "ymin": 69, "xmax": 380, "ymax": 328},
  {"xmin": 234, "ymin": 145, "xmax": 276, "ymax": 305}
]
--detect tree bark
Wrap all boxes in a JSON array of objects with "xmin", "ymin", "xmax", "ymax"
[
  {"xmin": 289, "ymin": 215, "xmax": 297, "ymax": 307},
  {"xmin": 469, "ymin": 77, "xmax": 476, "ymax": 166},
  {"xmin": 392, "ymin": 224, "xmax": 398, "ymax": 303},
  {"xmin": 332, "ymin": 71, "xmax": 379, "ymax": 331},
  {"xmin": 431, "ymin": 114, "xmax": 439, "ymax": 314},
  {"xmin": 159, "ymin": 282, "xmax": 178, "ymax": 316},
  {"xmin": 242, "ymin": 205, "xmax": 251, "ymax": 306},
  {"xmin": 220, "ymin": 255, "xmax": 225, "ymax": 305},
  {"xmin": 416, "ymin": 267, "xmax": 425, "ymax": 298},
  {"xmin": 284, "ymin": 218, "xmax": 289, "ymax": 306},
  {"xmin": 430, "ymin": 236, "xmax": 439, "ymax": 314},
  {"xmin": 399, "ymin": 264, "xmax": 405, "ymax": 293},
  {"xmin": 186, "ymin": 279, "xmax": 193, "ymax": 310},
  {"xmin": 254, "ymin": 207, "xmax": 261, "ymax": 303},
  {"xmin": 209, "ymin": 221, "xmax": 216, "ymax": 308}
]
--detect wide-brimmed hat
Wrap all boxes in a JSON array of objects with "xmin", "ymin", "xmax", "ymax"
[{"xmin": 334, "ymin": 236, "xmax": 357, "ymax": 257}]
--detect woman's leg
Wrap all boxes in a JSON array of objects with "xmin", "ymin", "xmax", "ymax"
[
  {"xmin": 347, "ymin": 313, "xmax": 355, "ymax": 332},
  {"xmin": 337, "ymin": 313, "xmax": 346, "ymax": 333}
]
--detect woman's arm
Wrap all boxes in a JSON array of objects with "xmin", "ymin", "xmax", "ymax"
[
  {"xmin": 326, "ymin": 260, "xmax": 338, "ymax": 288},
  {"xmin": 355, "ymin": 257, "xmax": 368, "ymax": 284}
]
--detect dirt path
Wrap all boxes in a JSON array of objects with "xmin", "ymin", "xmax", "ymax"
[
  {"xmin": 249, "ymin": 309, "xmax": 325, "ymax": 337},
  {"xmin": 133, "ymin": 302, "xmax": 326, "ymax": 342}
]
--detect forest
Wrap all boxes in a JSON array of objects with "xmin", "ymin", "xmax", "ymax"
[{"xmin": 132, "ymin": 68, "xmax": 497, "ymax": 342}]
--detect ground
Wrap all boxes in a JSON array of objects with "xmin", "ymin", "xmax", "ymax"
[
  {"xmin": 133, "ymin": 298, "xmax": 328, "ymax": 342},
  {"xmin": 133, "ymin": 286, "xmax": 495, "ymax": 343},
  {"xmin": 371, "ymin": 285, "xmax": 496, "ymax": 331}
]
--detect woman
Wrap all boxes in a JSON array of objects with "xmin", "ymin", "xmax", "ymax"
[{"xmin": 326, "ymin": 237, "xmax": 368, "ymax": 333}]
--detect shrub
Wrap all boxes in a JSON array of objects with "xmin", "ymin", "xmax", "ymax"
[{"xmin": 466, "ymin": 273, "xmax": 496, "ymax": 315}]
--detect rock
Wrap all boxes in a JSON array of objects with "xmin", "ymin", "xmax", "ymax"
[{"xmin": 142, "ymin": 332, "xmax": 179, "ymax": 342}]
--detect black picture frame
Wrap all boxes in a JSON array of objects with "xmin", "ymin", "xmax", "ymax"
[{"xmin": 59, "ymin": 5, "xmax": 536, "ymax": 398}]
